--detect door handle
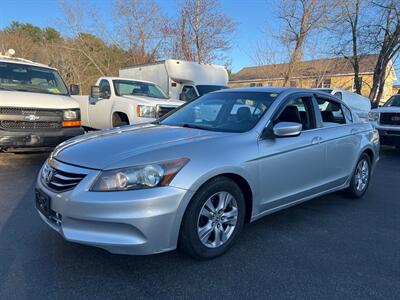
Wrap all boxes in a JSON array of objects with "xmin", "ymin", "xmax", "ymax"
[
  {"xmin": 351, "ymin": 129, "xmax": 359, "ymax": 134},
  {"xmin": 311, "ymin": 137, "xmax": 322, "ymax": 144}
]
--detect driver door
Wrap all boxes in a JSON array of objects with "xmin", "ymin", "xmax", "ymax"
[
  {"xmin": 88, "ymin": 79, "xmax": 113, "ymax": 129},
  {"xmin": 257, "ymin": 94, "xmax": 326, "ymax": 212}
]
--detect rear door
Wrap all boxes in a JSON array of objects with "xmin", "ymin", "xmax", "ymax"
[
  {"xmin": 313, "ymin": 95, "xmax": 359, "ymax": 187},
  {"xmin": 257, "ymin": 93, "xmax": 327, "ymax": 212}
]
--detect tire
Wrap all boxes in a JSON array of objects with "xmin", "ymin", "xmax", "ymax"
[
  {"xmin": 179, "ymin": 177, "xmax": 245, "ymax": 260},
  {"xmin": 112, "ymin": 113, "xmax": 129, "ymax": 127},
  {"xmin": 345, "ymin": 153, "xmax": 371, "ymax": 198}
]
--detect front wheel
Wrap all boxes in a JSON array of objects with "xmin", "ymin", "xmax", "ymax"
[
  {"xmin": 179, "ymin": 177, "xmax": 245, "ymax": 259},
  {"xmin": 345, "ymin": 153, "xmax": 371, "ymax": 198}
]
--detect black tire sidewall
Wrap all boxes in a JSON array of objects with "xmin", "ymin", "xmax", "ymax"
[{"xmin": 179, "ymin": 177, "xmax": 245, "ymax": 259}]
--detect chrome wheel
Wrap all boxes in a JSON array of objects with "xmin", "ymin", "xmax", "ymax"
[
  {"xmin": 355, "ymin": 159, "xmax": 369, "ymax": 192},
  {"xmin": 197, "ymin": 191, "xmax": 238, "ymax": 248}
]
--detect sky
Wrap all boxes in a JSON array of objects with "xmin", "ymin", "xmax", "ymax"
[
  {"xmin": 0, "ymin": 0, "xmax": 279, "ymax": 72},
  {"xmin": 1, "ymin": 0, "xmax": 398, "ymax": 80}
]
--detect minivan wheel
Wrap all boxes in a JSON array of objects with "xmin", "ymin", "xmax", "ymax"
[
  {"xmin": 345, "ymin": 153, "xmax": 371, "ymax": 198},
  {"xmin": 179, "ymin": 177, "xmax": 245, "ymax": 259}
]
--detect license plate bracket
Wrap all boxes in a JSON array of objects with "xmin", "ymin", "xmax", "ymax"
[{"xmin": 35, "ymin": 188, "xmax": 51, "ymax": 218}]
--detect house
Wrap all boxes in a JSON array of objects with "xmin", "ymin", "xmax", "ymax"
[{"xmin": 229, "ymin": 55, "xmax": 397, "ymax": 103}]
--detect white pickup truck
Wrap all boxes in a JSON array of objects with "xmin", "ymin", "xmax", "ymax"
[
  {"xmin": 73, "ymin": 77, "xmax": 184, "ymax": 130},
  {"xmin": 369, "ymin": 94, "xmax": 400, "ymax": 148}
]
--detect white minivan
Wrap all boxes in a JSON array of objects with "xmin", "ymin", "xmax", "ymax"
[
  {"xmin": 0, "ymin": 50, "xmax": 83, "ymax": 152},
  {"xmin": 315, "ymin": 88, "xmax": 371, "ymax": 122}
]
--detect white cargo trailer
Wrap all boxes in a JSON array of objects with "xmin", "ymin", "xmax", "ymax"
[{"xmin": 119, "ymin": 60, "xmax": 229, "ymax": 101}]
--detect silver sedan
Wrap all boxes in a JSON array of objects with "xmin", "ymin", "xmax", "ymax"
[{"xmin": 35, "ymin": 88, "xmax": 380, "ymax": 259}]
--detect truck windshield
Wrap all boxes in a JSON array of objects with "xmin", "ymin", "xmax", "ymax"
[
  {"xmin": 384, "ymin": 95, "xmax": 400, "ymax": 107},
  {"xmin": 196, "ymin": 85, "xmax": 228, "ymax": 96},
  {"xmin": 0, "ymin": 62, "xmax": 69, "ymax": 96},
  {"xmin": 113, "ymin": 80, "xmax": 168, "ymax": 99},
  {"xmin": 160, "ymin": 91, "xmax": 279, "ymax": 133}
]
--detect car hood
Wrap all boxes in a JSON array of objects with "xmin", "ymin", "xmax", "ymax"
[
  {"xmin": 120, "ymin": 95, "xmax": 184, "ymax": 106},
  {"xmin": 371, "ymin": 106, "xmax": 400, "ymax": 113},
  {"xmin": 0, "ymin": 90, "xmax": 79, "ymax": 109},
  {"xmin": 53, "ymin": 124, "xmax": 222, "ymax": 170}
]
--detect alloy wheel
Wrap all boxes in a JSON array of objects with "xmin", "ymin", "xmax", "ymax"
[
  {"xmin": 355, "ymin": 159, "xmax": 369, "ymax": 192},
  {"xmin": 197, "ymin": 191, "xmax": 238, "ymax": 248}
]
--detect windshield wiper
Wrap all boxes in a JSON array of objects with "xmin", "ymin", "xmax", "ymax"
[{"xmin": 180, "ymin": 123, "xmax": 217, "ymax": 131}]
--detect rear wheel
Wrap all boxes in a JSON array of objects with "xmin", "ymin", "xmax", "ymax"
[
  {"xmin": 345, "ymin": 153, "xmax": 371, "ymax": 198},
  {"xmin": 112, "ymin": 113, "xmax": 129, "ymax": 127},
  {"xmin": 179, "ymin": 177, "xmax": 245, "ymax": 259}
]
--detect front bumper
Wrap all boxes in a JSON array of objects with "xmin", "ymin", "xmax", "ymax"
[
  {"xmin": 374, "ymin": 124, "xmax": 400, "ymax": 146},
  {"xmin": 0, "ymin": 127, "xmax": 84, "ymax": 149},
  {"xmin": 35, "ymin": 161, "xmax": 193, "ymax": 255}
]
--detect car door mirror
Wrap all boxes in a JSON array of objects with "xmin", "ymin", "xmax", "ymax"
[
  {"xmin": 273, "ymin": 122, "xmax": 302, "ymax": 137},
  {"xmin": 90, "ymin": 85, "xmax": 101, "ymax": 98},
  {"xmin": 70, "ymin": 84, "xmax": 80, "ymax": 95}
]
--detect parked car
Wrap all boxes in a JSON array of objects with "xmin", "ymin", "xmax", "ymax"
[
  {"xmin": 35, "ymin": 87, "xmax": 379, "ymax": 259},
  {"xmin": 369, "ymin": 94, "xmax": 400, "ymax": 148},
  {"xmin": 314, "ymin": 88, "xmax": 371, "ymax": 122},
  {"xmin": 73, "ymin": 77, "xmax": 184, "ymax": 130},
  {"xmin": 0, "ymin": 49, "xmax": 83, "ymax": 152},
  {"xmin": 119, "ymin": 60, "xmax": 229, "ymax": 102}
]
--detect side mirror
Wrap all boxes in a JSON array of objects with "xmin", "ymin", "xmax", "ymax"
[
  {"xmin": 90, "ymin": 85, "xmax": 101, "ymax": 98},
  {"xmin": 70, "ymin": 84, "xmax": 80, "ymax": 95},
  {"xmin": 273, "ymin": 122, "xmax": 302, "ymax": 137}
]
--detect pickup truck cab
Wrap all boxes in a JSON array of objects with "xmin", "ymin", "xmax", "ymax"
[
  {"xmin": 369, "ymin": 94, "xmax": 400, "ymax": 148},
  {"xmin": 0, "ymin": 50, "xmax": 83, "ymax": 152},
  {"xmin": 73, "ymin": 77, "xmax": 184, "ymax": 130}
]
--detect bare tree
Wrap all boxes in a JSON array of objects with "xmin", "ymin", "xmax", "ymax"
[
  {"xmin": 172, "ymin": 0, "xmax": 236, "ymax": 64},
  {"xmin": 333, "ymin": 0, "xmax": 363, "ymax": 94},
  {"xmin": 366, "ymin": 0, "xmax": 400, "ymax": 105},
  {"xmin": 279, "ymin": 0, "xmax": 330, "ymax": 86},
  {"xmin": 114, "ymin": 0, "xmax": 169, "ymax": 65}
]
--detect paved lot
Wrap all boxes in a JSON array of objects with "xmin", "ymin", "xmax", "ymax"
[{"xmin": 0, "ymin": 148, "xmax": 399, "ymax": 299}]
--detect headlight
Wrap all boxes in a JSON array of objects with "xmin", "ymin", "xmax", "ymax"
[
  {"xmin": 137, "ymin": 105, "xmax": 157, "ymax": 118},
  {"xmin": 63, "ymin": 109, "xmax": 81, "ymax": 127},
  {"xmin": 368, "ymin": 111, "xmax": 380, "ymax": 122},
  {"xmin": 91, "ymin": 158, "xmax": 189, "ymax": 191}
]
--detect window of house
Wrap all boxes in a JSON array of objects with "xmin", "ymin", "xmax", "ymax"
[
  {"xmin": 316, "ymin": 78, "xmax": 331, "ymax": 88},
  {"xmin": 316, "ymin": 98, "xmax": 346, "ymax": 126}
]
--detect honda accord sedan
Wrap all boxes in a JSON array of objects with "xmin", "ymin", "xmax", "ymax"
[{"xmin": 35, "ymin": 87, "xmax": 380, "ymax": 259}]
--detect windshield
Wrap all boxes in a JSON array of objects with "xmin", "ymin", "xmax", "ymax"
[
  {"xmin": 160, "ymin": 91, "xmax": 279, "ymax": 133},
  {"xmin": 384, "ymin": 95, "xmax": 400, "ymax": 107},
  {"xmin": 196, "ymin": 85, "xmax": 228, "ymax": 96},
  {"xmin": 0, "ymin": 62, "xmax": 69, "ymax": 95},
  {"xmin": 113, "ymin": 79, "xmax": 168, "ymax": 99}
]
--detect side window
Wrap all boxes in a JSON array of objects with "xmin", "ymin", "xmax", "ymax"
[
  {"xmin": 275, "ymin": 97, "xmax": 315, "ymax": 131},
  {"xmin": 181, "ymin": 86, "xmax": 198, "ymax": 101},
  {"xmin": 316, "ymin": 98, "xmax": 346, "ymax": 126},
  {"xmin": 99, "ymin": 80, "xmax": 111, "ymax": 98},
  {"xmin": 342, "ymin": 105, "xmax": 353, "ymax": 123}
]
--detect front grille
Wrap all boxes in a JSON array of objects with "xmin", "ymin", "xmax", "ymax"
[
  {"xmin": 157, "ymin": 105, "xmax": 177, "ymax": 118},
  {"xmin": 42, "ymin": 163, "xmax": 86, "ymax": 192},
  {"xmin": 1, "ymin": 120, "xmax": 61, "ymax": 129},
  {"xmin": 0, "ymin": 107, "xmax": 63, "ymax": 130},
  {"xmin": 380, "ymin": 113, "xmax": 400, "ymax": 126}
]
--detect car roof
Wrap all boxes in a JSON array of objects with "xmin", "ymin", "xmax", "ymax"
[{"xmin": 0, "ymin": 57, "xmax": 56, "ymax": 70}]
